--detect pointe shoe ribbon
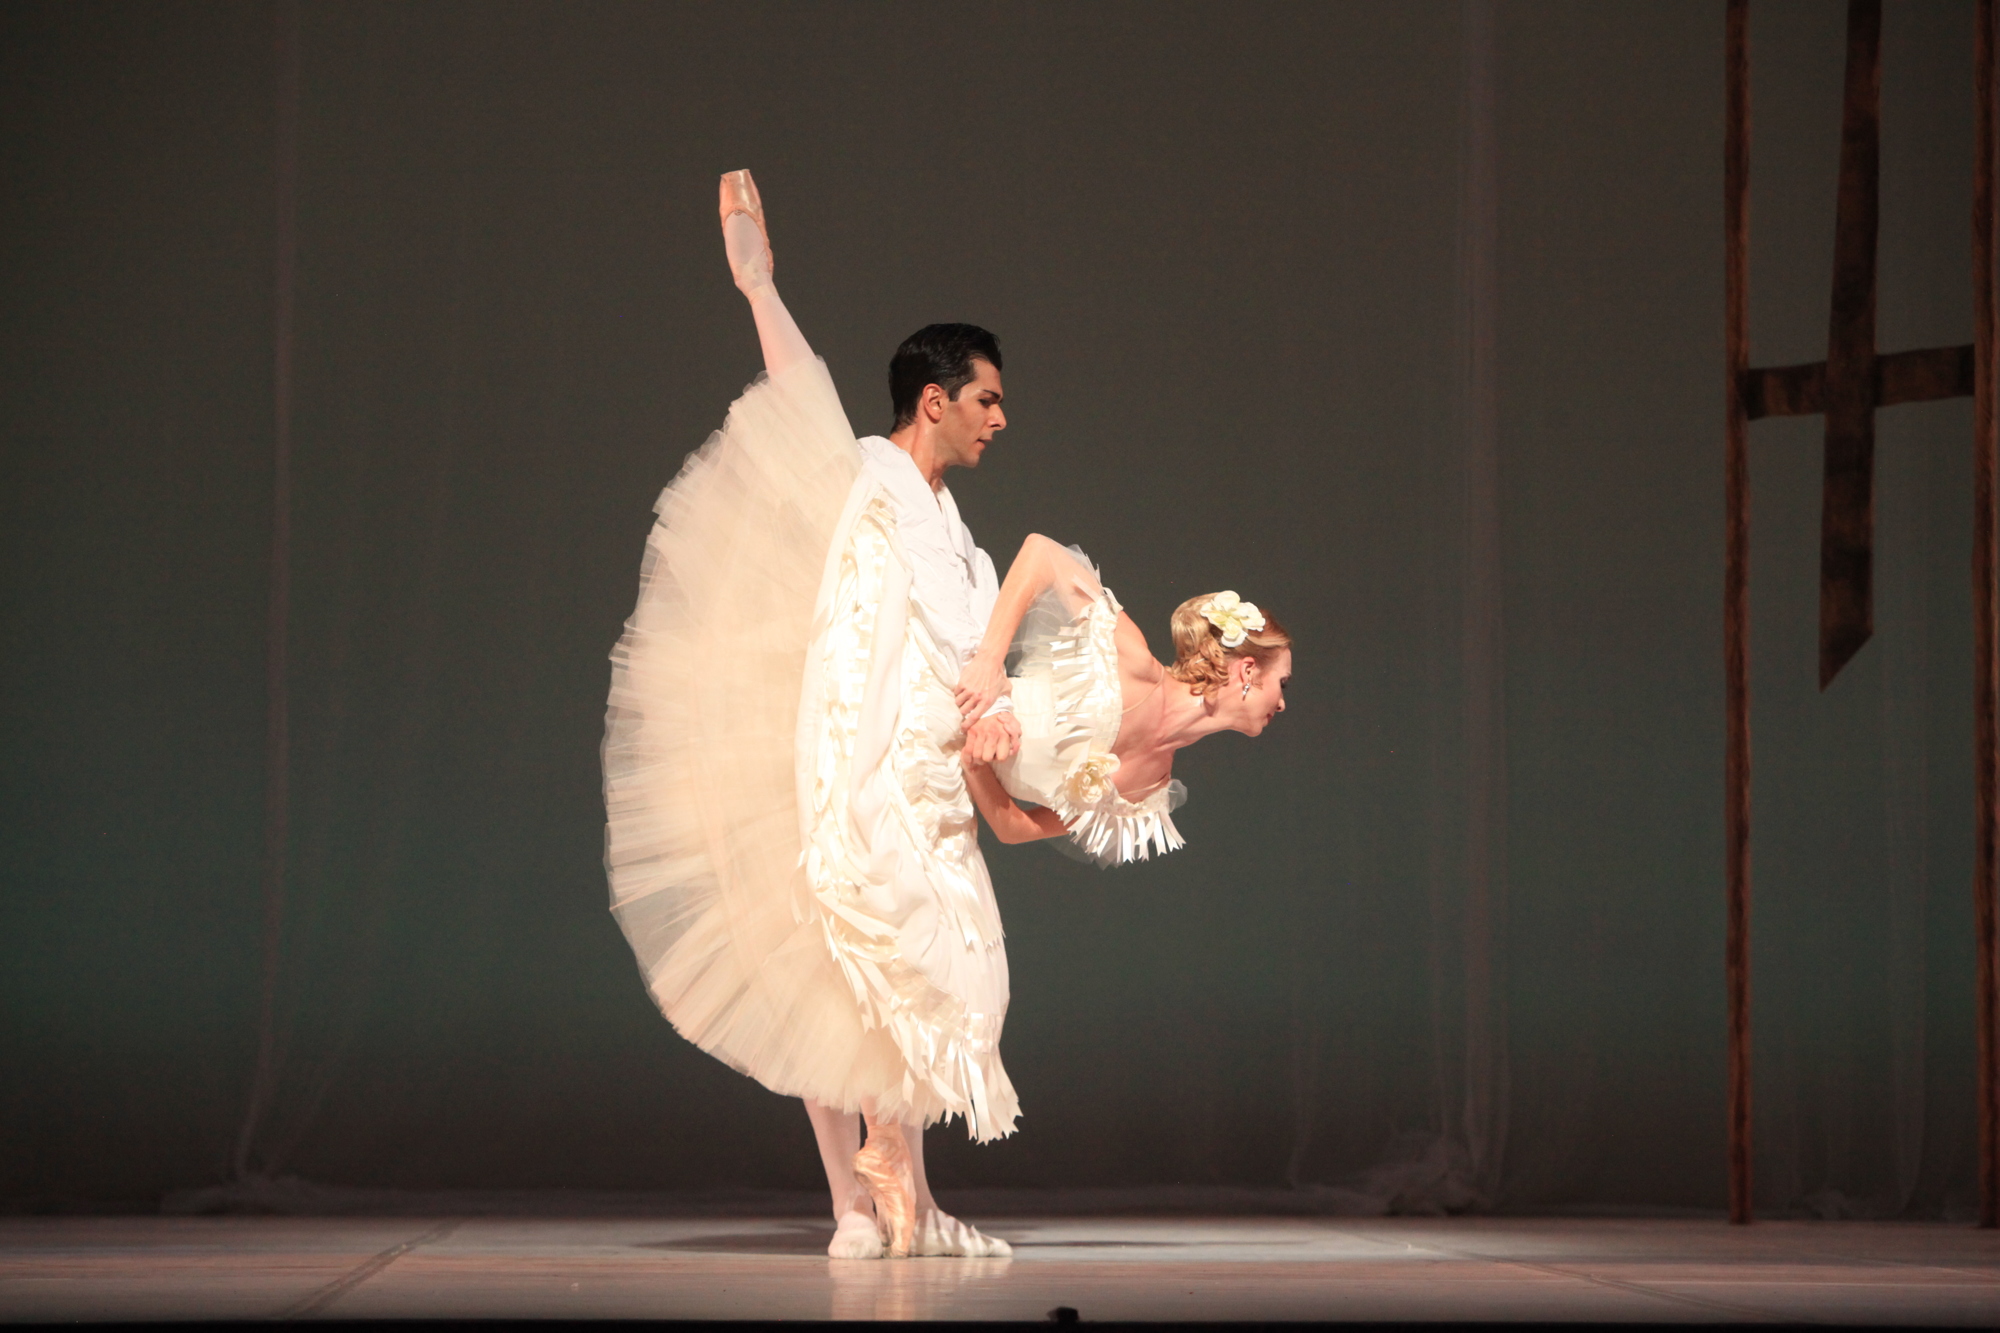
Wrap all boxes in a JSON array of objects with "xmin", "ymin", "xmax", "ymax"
[
  {"xmin": 912, "ymin": 1209, "xmax": 1013, "ymax": 1259},
  {"xmin": 718, "ymin": 168, "xmax": 773, "ymax": 294},
  {"xmin": 851, "ymin": 1130, "xmax": 915, "ymax": 1259}
]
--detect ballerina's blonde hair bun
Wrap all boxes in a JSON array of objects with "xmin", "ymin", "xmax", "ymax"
[{"xmin": 1166, "ymin": 593, "xmax": 1293, "ymax": 698}]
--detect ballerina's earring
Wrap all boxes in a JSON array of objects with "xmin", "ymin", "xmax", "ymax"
[{"xmin": 1240, "ymin": 678, "xmax": 1253, "ymax": 700}]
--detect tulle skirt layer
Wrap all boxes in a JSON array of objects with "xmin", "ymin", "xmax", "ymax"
[{"xmin": 603, "ymin": 361, "xmax": 913, "ymax": 1111}]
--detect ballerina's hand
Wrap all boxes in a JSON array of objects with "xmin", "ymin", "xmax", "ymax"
[
  {"xmin": 964, "ymin": 712, "xmax": 1021, "ymax": 766},
  {"xmin": 955, "ymin": 654, "xmax": 1008, "ymax": 723}
]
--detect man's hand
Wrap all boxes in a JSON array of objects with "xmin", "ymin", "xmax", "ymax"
[
  {"xmin": 964, "ymin": 711, "xmax": 1021, "ymax": 766},
  {"xmin": 954, "ymin": 652, "xmax": 1009, "ymax": 724}
]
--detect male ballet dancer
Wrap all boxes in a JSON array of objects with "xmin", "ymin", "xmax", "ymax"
[{"xmin": 806, "ymin": 323, "xmax": 1022, "ymax": 1258}]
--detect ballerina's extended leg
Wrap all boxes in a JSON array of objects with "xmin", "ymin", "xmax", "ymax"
[{"xmin": 719, "ymin": 169, "xmax": 812, "ymax": 378}]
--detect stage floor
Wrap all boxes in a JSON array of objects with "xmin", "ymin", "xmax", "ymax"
[{"xmin": 1, "ymin": 1214, "xmax": 1997, "ymax": 1324}]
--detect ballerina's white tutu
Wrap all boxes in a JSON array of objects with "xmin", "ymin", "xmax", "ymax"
[{"xmin": 604, "ymin": 359, "xmax": 1018, "ymax": 1140}]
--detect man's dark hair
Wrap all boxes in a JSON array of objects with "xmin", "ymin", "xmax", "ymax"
[{"xmin": 888, "ymin": 323, "xmax": 1003, "ymax": 430}]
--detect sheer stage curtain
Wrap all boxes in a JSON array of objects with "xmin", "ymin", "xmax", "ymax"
[
  {"xmin": 211, "ymin": 0, "xmax": 1985, "ymax": 1218},
  {"xmin": 1276, "ymin": 0, "xmax": 1980, "ymax": 1219}
]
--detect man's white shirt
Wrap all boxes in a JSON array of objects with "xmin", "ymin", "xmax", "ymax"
[{"xmin": 855, "ymin": 435, "xmax": 1007, "ymax": 712}]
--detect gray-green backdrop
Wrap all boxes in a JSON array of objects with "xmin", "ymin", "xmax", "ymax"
[{"xmin": 2, "ymin": 0, "xmax": 1986, "ymax": 1217}]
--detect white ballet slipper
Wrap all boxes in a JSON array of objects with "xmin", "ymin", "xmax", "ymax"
[
  {"xmin": 828, "ymin": 1209, "xmax": 885, "ymax": 1260},
  {"xmin": 910, "ymin": 1208, "xmax": 1012, "ymax": 1258}
]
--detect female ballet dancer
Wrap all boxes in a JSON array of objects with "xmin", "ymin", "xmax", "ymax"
[
  {"xmin": 605, "ymin": 171, "xmax": 1019, "ymax": 1260},
  {"xmin": 956, "ymin": 539, "xmax": 1292, "ymax": 862}
]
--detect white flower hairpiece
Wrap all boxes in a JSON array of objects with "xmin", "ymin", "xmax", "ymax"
[{"xmin": 1200, "ymin": 591, "xmax": 1265, "ymax": 649}]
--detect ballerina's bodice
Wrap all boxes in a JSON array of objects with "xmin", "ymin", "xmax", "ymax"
[{"xmin": 996, "ymin": 579, "xmax": 1186, "ymax": 867}]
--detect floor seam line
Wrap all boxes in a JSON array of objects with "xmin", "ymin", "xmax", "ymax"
[
  {"xmin": 1790, "ymin": 1245, "xmax": 2000, "ymax": 1284},
  {"xmin": 275, "ymin": 1218, "xmax": 460, "ymax": 1320},
  {"xmin": 1501, "ymin": 1255, "xmax": 1820, "ymax": 1324},
  {"xmin": 1320, "ymin": 1228, "xmax": 1815, "ymax": 1326}
]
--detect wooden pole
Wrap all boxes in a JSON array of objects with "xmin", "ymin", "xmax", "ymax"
[
  {"xmin": 1724, "ymin": 0, "xmax": 1755, "ymax": 1227},
  {"xmin": 1818, "ymin": 0, "xmax": 1883, "ymax": 689},
  {"xmin": 1973, "ymin": 0, "xmax": 1998, "ymax": 1233}
]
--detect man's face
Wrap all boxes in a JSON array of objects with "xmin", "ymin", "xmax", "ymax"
[{"xmin": 933, "ymin": 359, "xmax": 1006, "ymax": 471}]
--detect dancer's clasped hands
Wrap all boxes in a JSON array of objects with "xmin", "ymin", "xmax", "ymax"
[
  {"xmin": 954, "ymin": 650, "xmax": 1008, "ymax": 723},
  {"xmin": 958, "ymin": 647, "xmax": 1020, "ymax": 765},
  {"xmin": 962, "ymin": 710, "xmax": 1021, "ymax": 766}
]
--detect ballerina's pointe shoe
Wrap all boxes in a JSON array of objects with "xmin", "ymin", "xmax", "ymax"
[
  {"xmin": 828, "ymin": 1209, "xmax": 884, "ymax": 1260},
  {"xmin": 718, "ymin": 169, "xmax": 773, "ymax": 295},
  {"xmin": 851, "ymin": 1130, "xmax": 916, "ymax": 1259},
  {"xmin": 911, "ymin": 1208, "xmax": 1013, "ymax": 1258}
]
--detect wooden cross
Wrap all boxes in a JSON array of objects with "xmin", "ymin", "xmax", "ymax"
[
  {"xmin": 1724, "ymin": 0, "xmax": 1999, "ymax": 1226},
  {"xmin": 1741, "ymin": 1, "xmax": 1978, "ymax": 688}
]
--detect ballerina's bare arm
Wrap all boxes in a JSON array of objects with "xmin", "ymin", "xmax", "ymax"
[
  {"xmin": 954, "ymin": 534, "xmax": 1104, "ymax": 721},
  {"xmin": 961, "ymin": 752, "xmax": 1069, "ymax": 844},
  {"xmin": 720, "ymin": 172, "xmax": 815, "ymax": 379}
]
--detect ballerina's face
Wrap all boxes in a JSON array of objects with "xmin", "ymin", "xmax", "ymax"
[
  {"xmin": 1233, "ymin": 649, "xmax": 1292, "ymax": 737},
  {"xmin": 932, "ymin": 359, "xmax": 1006, "ymax": 471}
]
